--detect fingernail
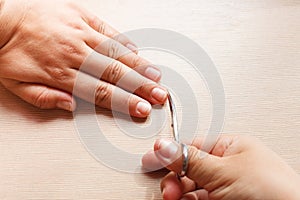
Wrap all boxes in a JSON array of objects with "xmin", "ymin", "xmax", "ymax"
[
  {"xmin": 157, "ymin": 139, "xmax": 178, "ymax": 159},
  {"xmin": 151, "ymin": 88, "xmax": 167, "ymax": 103},
  {"xmin": 136, "ymin": 101, "xmax": 152, "ymax": 116},
  {"xmin": 57, "ymin": 101, "xmax": 72, "ymax": 111},
  {"xmin": 126, "ymin": 43, "xmax": 138, "ymax": 52},
  {"xmin": 145, "ymin": 67, "xmax": 161, "ymax": 81}
]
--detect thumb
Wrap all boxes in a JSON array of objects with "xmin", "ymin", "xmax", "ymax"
[
  {"xmin": 154, "ymin": 139, "xmax": 224, "ymax": 188},
  {"xmin": 5, "ymin": 81, "xmax": 76, "ymax": 111}
]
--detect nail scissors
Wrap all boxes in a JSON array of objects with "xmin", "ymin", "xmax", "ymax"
[{"xmin": 167, "ymin": 91, "xmax": 189, "ymax": 178}]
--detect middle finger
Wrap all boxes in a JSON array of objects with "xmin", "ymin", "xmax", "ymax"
[
  {"xmin": 75, "ymin": 49, "xmax": 167, "ymax": 105},
  {"xmin": 85, "ymin": 26, "xmax": 162, "ymax": 82}
]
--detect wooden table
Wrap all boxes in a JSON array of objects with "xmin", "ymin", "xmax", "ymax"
[{"xmin": 0, "ymin": 0, "xmax": 299, "ymax": 199}]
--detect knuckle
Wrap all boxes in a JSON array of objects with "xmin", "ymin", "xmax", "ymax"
[
  {"xmin": 189, "ymin": 146, "xmax": 201, "ymax": 164},
  {"xmin": 46, "ymin": 67, "xmax": 71, "ymax": 83},
  {"xmin": 105, "ymin": 61, "xmax": 123, "ymax": 83},
  {"xmin": 60, "ymin": 41, "xmax": 83, "ymax": 57},
  {"xmin": 33, "ymin": 89, "xmax": 49, "ymax": 109},
  {"xmin": 187, "ymin": 146, "xmax": 224, "ymax": 184},
  {"xmin": 134, "ymin": 79, "xmax": 153, "ymax": 95},
  {"xmin": 132, "ymin": 55, "xmax": 144, "ymax": 69},
  {"xmin": 90, "ymin": 15, "xmax": 100, "ymax": 29},
  {"xmin": 88, "ymin": 15, "xmax": 106, "ymax": 34},
  {"xmin": 97, "ymin": 20, "xmax": 106, "ymax": 34},
  {"xmin": 50, "ymin": 40, "xmax": 85, "ymax": 67},
  {"xmin": 95, "ymin": 83, "xmax": 111, "ymax": 105},
  {"xmin": 66, "ymin": 20, "xmax": 85, "ymax": 31},
  {"xmin": 108, "ymin": 41, "xmax": 121, "ymax": 59},
  {"xmin": 187, "ymin": 146, "xmax": 207, "ymax": 173},
  {"xmin": 50, "ymin": 68, "xmax": 67, "ymax": 81}
]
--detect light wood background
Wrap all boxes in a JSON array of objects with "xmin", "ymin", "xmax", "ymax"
[{"xmin": 0, "ymin": 0, "xmax": 299, "ymax": 199}]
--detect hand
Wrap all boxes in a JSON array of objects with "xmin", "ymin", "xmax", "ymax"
[
  {"xmin": 142, "ymin": 135, "xmax": 300, "ymax": 200},
  {"xmin": 0, "ymin": 0, "xmax": 167, "ymax": 117}
]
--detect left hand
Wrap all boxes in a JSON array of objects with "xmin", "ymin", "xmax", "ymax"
[{"xmin": 0, "ymin": 0, "xmax": 167, "ymax": 117}]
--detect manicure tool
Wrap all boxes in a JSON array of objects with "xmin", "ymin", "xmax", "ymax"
[{"xmin": 167, "ymin": 92, "xmax": 189, "ymax": 178}]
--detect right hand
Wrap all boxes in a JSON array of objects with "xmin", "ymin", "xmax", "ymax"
[
  {"xmin": 142, "ymin": 135, "xmax": 300, "ymax": 200},
  {"xmin": 0, "ymin": 0, "xmax": 167, "ymax": 117}
]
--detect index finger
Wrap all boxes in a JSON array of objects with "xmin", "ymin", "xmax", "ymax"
[
  {"xmin": 77, "ymin": 6, "xmax": 138, "ymax": 53},
  {"xmin": 86, "ymin": 30, "xmax": 162, "ymax": 82}
]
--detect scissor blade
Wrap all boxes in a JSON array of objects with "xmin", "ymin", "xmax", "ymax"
[{"xmin": 168, "ymin": 92, "xmax": 179, "ymax": 143}]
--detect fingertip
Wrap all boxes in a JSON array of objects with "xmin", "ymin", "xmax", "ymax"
[
  {"xmin": 56, "ymin": 101, "xmax": 72, "ymax": 111},
  {"xmin": 141, "ymin": 150, "xmax": 152, "ymax": 167},
  {"xmin": 162, "ymin": 188, "xmax": 171, "ymax": 200},
  {"xmin": 141, "ymin": 150, "xmax": 164, "ymax": 171},
  {"xmin": 161, "ymin": 176, "xmax": 183, "ymax": 200},
  {"xmin": 151, "ymin": 87, "xmax": 168, "ymax": 104},
  {"xmin": 153, "ymin": 139, "xmax": 183, "ymax": 173},
  {"xmin": 130, "ymin": 100, "xmax": 152, "ymax": 118},
  {"xmin": 70, "ymin": 96, "xmax": 77, "ymax": 111},
  {"xmin": 134, "ymin": 83, "xmax": 168, "ymax": 106},
  {"xmin": 56, "ymin": 95, "xmax": 77, "ymax": 112},
  {"xmin": 162, "ymin": 185, "xmax": 174, "ymax": 200},
  {"xmin": 154, "ymin": 139, "xmax": 179, "ymax": 157}
]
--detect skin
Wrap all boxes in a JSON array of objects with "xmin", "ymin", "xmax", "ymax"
[
  {"xmin": 142, "ymin": 135, "xmax": 300, "ymax": 200},
  {"xmin": 0, "ymin": 0, "xmax": 167, "ymax": 117}
]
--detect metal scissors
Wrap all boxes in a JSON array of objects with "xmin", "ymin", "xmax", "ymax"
[{"xmin": 167, "ymin": 91, "xmax": 189, "ymax": 178}]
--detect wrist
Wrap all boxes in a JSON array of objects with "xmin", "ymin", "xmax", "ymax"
[{"xmin": 0, "ymin": 0, "xmax": 27, "ymax": 49}]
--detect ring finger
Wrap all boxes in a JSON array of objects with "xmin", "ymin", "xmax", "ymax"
[
  {"xmin": 67, "ymin": 70, "xmax": 153, "ymax": 118},
  {"xmin": 75, "ymin": 48, "xmax": 167, "ymax": 105}
]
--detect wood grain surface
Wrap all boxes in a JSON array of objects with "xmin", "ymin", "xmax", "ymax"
[{"xmin": 0, "ymin": 0, "xmax": 299, "ymax": 199}]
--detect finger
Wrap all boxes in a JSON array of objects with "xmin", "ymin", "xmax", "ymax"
[
  {"xmin": 154, "ymin": 139, "xmax": 224, "ymax": 189},
  {"xmin": 142, "ymin": 150, "xmax": 164, "ymax": 171},
  {"xmin": 161, "ymin": 172, "xmax": 199, "ymax": 200},
  {"xmin": 160, "ymin": 172, "xmax": 182, "ymax": 200},
  {"xmin": 70, "ymin": 70, "xmax": 152, "ymax": 118},
  {"xmin": 79, "ymin": 8, "xmax": 138, "ymax": 53},
  {"xmin": 1, "ymin": 80, "xmax": 76, "ymax": 111},
  {"xmin": 85, "ymin": 29, "xmax": 162, "ymax": 82},
  {"xmin": 77, "ymin": 51, "xmax": 167, "ymax": 104},
  {"xmin": 191, "ymin": 135, "xmax": 237, "ymax": 157},
  {"xmin": 181, "ymin": 190, "xmax": 209, "ymax": 200},
  {"xmin": 42, "ymin": 65, "xmax": 153, "ymax": 117}
]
